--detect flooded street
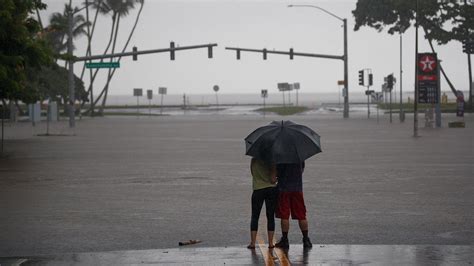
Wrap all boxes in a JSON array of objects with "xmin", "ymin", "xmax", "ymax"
[{"xmin": 1, "ymin": 113, "xmax": 473, "ymax": 256}]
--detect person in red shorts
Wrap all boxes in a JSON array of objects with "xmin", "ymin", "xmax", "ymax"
[{"xmin": 274, "ymin": 161, "xmax": 312, "ymax": 249}]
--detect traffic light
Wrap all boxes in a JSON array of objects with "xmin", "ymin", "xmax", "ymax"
[
  {"xmin": 358, "ymin": 70, "xmax": 364, "ymax": 86},
  {"xmin": 170, "ymin": 41, "xmax": 175, "ymax": 60},
  {"xmin": 132, "ymin": 46, "xmax": 137, "ymax": 61},
  {"xmin": 289, "ymin": 48, "xmax": 294, "ymax": 60},
  {"xmin": 208, "ymin": 46, "xmax": 213, "ymax": 58},
  {"xmin": 387, "ymin": 74, "xmax": 394, "ymax": 89},
  {"xmin": 263, "ymin": 48, "xmax": 267, "ymax": 60},
  {"xmin": 462, "ymin": 39, "xmax": 473, "ymax": 54},
  {"xmin": 236, "ymin": 49, "xmax": 241, "ymax": 60},
  {"xmin": 368, "ymin": 73, "xmax": 373, "ymax": 86}
]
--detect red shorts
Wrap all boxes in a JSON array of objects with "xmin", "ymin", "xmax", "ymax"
[{"xmin": 276, "ymin": 191, "xmax": 307, "ymax": 220}]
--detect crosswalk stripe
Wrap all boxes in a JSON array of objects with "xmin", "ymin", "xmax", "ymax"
[
  {"xmin": 273, "ymin": 245, "xmax": 291, "ymax": 266},
  {"xmin": 256, "ymin": 234, "xmax": 275, "ymax": 266}
]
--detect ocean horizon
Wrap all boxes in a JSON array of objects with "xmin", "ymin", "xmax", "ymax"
[{"xmin": 106, "ymin": 91, "xmax": 442, "ymax": 107}]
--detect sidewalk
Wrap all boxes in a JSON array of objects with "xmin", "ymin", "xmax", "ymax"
[{"xmin": 1, "ymin": 245, "xmax": 473, "ymax": 265}]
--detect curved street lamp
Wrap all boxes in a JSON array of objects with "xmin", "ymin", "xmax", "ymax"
[{"xmin": 288, "ymin": 4, "xmax": 349, "ymax": 118}]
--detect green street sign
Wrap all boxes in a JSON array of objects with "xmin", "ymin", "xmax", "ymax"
[{"xmin": 85, "ymin": 62, "xmax": 120, "ymax": 69}]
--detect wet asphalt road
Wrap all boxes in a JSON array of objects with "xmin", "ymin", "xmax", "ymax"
[{"xmin": 0, "ymin": 113, "xmax": 473, "ymax": 256}]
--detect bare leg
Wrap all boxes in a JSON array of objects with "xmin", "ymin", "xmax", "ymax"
[
  {"xmin": 248, "ymin": 230, "xmax": 257, "ymax": 248},
  {"xmin": 299, "ymin": 219, "xmax": 312, "ymax": 248},
  {"xmin": 298, "ymin": 219, "xmax": 308, "ymax": 232},
  {"xmin": 281, "ymin": 219, "xmax": 290, "ymax": 233},
  {"xmin": 275, "ymin": 219, "xmax": 290, "ymax": 248},
  {"xmin": 267, "ymin": 230, "xmax": 274, "ymax": 248}
]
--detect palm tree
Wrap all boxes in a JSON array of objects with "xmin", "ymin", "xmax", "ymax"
[
  {"xmin": 86, "ymin": 0, "xmax": 144, "ymax": 115},
  {"xmin": 80, "ymin": 0, "xmax": 102, "ymax": 115},
  {"xmin": 46, "ymin": 4, "xmax": 90, "ymax": 62}
]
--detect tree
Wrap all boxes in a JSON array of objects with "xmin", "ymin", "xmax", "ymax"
[
  {"xmin": 26, "ymin": 63, "xmax": 87, "ymax": 109},
  {"xmin": 0, "ymin": 0, "xmax": 52, "ymax": 104},
  {"xmin": 352, "ymin": 0, "xmax": 474, "ymax": 97},
  {"xmin": 46, "ymin": 4, "xmax": 90, "ymax": 61},
  {"xmin": 88, "ymin": 0, "xmax": 144, "ymax": 115}
]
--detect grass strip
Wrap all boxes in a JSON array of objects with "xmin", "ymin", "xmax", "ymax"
[{"xmin": 256, "ymin": 106, "xmax": 310, "ymax": 116}]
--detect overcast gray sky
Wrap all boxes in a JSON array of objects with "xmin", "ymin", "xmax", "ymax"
[{"xmin": 40, "ymin": 0, "xmax": 471, "ymax": 97}]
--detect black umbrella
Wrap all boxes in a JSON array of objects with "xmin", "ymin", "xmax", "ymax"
[{"xmin": 245, "ymin": 120, "xmax": 321, "ymax": 164}]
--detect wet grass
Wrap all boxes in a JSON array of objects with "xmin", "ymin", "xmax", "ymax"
[
  {"xmin": 103, "ymin": 112, "xmax": 167, "ymax": 116},
  {"xmin": 256, "ymin": 106, "xmax": 310, "ymax": 116}
]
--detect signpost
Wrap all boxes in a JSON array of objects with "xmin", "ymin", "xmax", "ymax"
[
  {"xmin": 85, "ymin": 62, "xmax": 120, "ymax": 69},
  {"xmin": 213, "ymin": 85, "xmax": 219, "ymax": 112},
  {"xmin": 337, "ymin": 80, "xmax": 346, "ymax": 105},
  {"xmin": 417, "ymin": 53, "xmax": 439, "ymax": 104},
  {"xmin": 277, "ymin": 83, "xmax": 290, "ymax": 107},
  {"xmin": 133, "ymin": 88, "xmax": 143, "ymax": 118},
  {"xmin": 294, "ymin": 82, "xmax": 300, "ymax": 106},
  {"xmin": 372, "ymin": 92, "xmax": 383, "ymax": 123},
  {"xmin": 158, "ymin": 87, "xmax": 167, "ymax": 115},
  {"xmin": 261, "ymin": 89, "xmax": 268, "ymax": 118},
  {"xmin": 417, "ymin": 53, "xmax": 440, "ymax": 128},
  {"xmin": 147, "ymin": 90, "xmax": 153, "ymax": 116}
]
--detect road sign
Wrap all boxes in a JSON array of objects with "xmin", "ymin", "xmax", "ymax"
[
  {"xmin": 85, "ymin": 62, "xmax": 120, "ymax": 69},
  {"xmin": 147, "ymin": 90, "xmax": 153, "ymax": 100},
  {"xmin": 133, "ymin": 88, "xmax": 143, "ymax": 96},
  {"xmin": 261, "ymin": 89, "xmax": 268, "ymax": 98},
  {"xmin": 417, "ymin": 53, "xmax": 439, "ymax": 104},
  {"xmin": 159, "ymin": 87, "xmax": 167, "ymax": 95},
  {"xmin": 337, "ymin": 80, "xmax": 345, "ymax": 86},
  {"xmin": 342, "ymin": 87, "xmax": 347, "ymax": 97},
  {"xmin": 372, "ymin": 92, "xmax": 383, "ymax": 103},
  {"xmin": 293, "ymin": 82, "xmax": 300, "ymax": 90},
  {"xmin": 213, "ymin": 85, "xmax": 219, "ymax": 92},
  {"xmin": 365, "ymin": 90, "xmax": 374, "ymax": 96},
  {"xmin": 277, "ymin": 82, "xmax": 290, "ymax": 91}
]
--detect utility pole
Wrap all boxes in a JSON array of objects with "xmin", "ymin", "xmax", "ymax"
[
  {"xmin": 464, "ymin": 0, "xmax": 473, "ymax": 110},
  {"xmin": 414, "ymin": 0, "xmax": 419, "ymax": 137},
  {"xmin": 400, "ymin": 31, "xmax": 405, "ymax": 122},
  {"xmin": 67, "ymin": 6, "xmax": 75, "ymax": 128},
  {"xmin": 343, "ymin": 18, "xmax": 349, "ymax": 118}
]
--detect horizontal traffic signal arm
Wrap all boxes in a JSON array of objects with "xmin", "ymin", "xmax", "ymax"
[
  {"xmin": 225, "ymin": 47, "xmax": 344, "ymax": 61},
  {"xmin": 73, "ymin": 43, "xmax": 218, "ymax": 62}
]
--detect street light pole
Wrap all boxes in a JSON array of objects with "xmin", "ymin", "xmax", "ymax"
[
  {"xmin": 67, "ymin": 7, "xmax": 75, "ymax": 128},
  {"xmin": 400, "ymin": 31, "xmax": 404, "ymax": 122},
  {"xmin": 343, "ymin": 18, "xmax": 349, "ymax": 118},
  {"xmin": 66, "ymin": 1, "xmax": 98, "ymax": 128},
  {"xmin": 288, "ymin": 4, "xmax": 349, "ymax": 118}
]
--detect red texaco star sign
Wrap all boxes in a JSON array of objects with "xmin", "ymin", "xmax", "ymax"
[{"xmin": 418, "ymin": 55, "xmax": 437, "ymax": 73}]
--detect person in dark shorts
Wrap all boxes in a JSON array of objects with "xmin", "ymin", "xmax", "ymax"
[
  {"xmin": 274, "ymin": 161, "xmax": 312, "ymax": 249},
  {"xmin": 247, "ymin": 158, "xmax": 278, "ymax": 249}
]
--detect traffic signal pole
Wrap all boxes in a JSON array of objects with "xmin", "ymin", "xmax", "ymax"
[
  {"xmin": 74, "ymin": 43, "xmax": 218, "ymax": 62},
  {"xmin": 226, "ymin": 46, "xmax": 348, "ymax": 117},
  {"xmin": 65, "ymin": 43, "xmax": 217, "ymax": 128},
  {"xmin": 225, "ymin": 47, "xmax": 343, "ymax": 61}
]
